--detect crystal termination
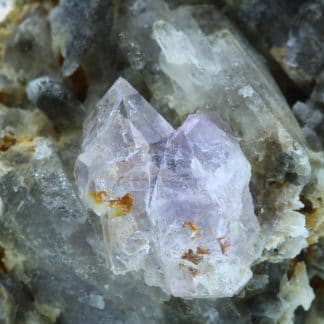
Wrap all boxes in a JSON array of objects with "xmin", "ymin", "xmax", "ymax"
[{"xmin": 75, "ymin": 77, "xmax": 260, "ymax": 298}]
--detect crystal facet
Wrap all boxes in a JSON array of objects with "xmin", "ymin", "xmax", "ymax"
[
  {"xmin": 75, "ymin": 77, "xmax": 260, "ymax": 298},
  {"xmin": 115, "ymin": 2, "xmax": 312, "ymax": 260}
]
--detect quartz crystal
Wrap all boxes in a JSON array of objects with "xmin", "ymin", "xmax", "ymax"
[
  {"xmin": 75, "ymin": 77, "xmax": 260, "ymax": 298},
  {"xmin": 116, "ymin": 1, "xmax": 313, "ymax": 261},
  {"xmin": 0, "ymin": 0, "xmax": 322, "ymax": 322}
]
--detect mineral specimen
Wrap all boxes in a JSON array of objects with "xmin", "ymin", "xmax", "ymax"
[
  {"xmin": 75, "ymin": 77, "xmax": 260, "ymax": 298},
  {"xmin": 116, "ymin": 0, "xmax": 312, "ymax": 261},
  {"xmin": 0, "ymin": 0, "xmax": 323, "ymax": 322}
]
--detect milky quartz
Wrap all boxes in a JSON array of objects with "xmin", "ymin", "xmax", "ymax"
[{"xmin": 75, "ymin": 78, "xmax": 260, "ymax": 298}]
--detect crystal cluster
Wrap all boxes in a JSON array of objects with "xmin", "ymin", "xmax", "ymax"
[
  {"xmin": 75, "ymin": 77, "xmax": 260, "ymax": 298},
  {"xmin": 116, "ymin": 1, "xmax": 315, "ymax": 261},
  {"xmin": 0, "ymin": 0, "xmax": 323, "ymax": 322}
]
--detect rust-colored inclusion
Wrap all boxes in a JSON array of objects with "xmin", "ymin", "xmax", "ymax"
[
  {"xmin": 196, "ymin": 246, "xmax": 210, "ymax": 255},
  {"xmin": 183, "ymin": 221, "xmax": 200, "ymax": 239},
  {"xmin": 0, "ymin": 134, "xmax": 16, "ymax": 152},
  {"xmin": 88, "ymin": 191, "xmax": 108, "ymax": 204},
  {"xmin": 181, "ymin": 249, "xmax": 203, "ymax": 265},
  {"xmin": 108, "ymin": 193, "xmax": 133, "ymax": 217},
  {"xmin": 183, "ymin": 221, "xmax": 200, "ymax": 232}
]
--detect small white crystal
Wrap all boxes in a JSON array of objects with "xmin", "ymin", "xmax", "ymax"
[
  {"xmin": 279, "ymin": 262, "xmax": 315, "ymax": 323},
  {"xmin": 75, "ymin": 77, "xmax": 260, "ymax": 298}
]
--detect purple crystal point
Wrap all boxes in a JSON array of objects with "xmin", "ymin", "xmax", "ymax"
[{"xmin": 75, "ymin": 78, "xmax": 260, "ymax": 298}]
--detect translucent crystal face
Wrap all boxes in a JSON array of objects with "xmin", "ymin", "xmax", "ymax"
[{"xmin": 75, "ymin": 77, "xmax": 260, "ymax": 298}]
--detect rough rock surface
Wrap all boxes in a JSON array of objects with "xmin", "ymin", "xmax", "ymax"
[
  {"xmin": 0, "ymin": 0, "xmax": 322, "ymax": 322},
  {"xmin": 220, "ymin": 0, "xmax": 324, "ymax": 92}
]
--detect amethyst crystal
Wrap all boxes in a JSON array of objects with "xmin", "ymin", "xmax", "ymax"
[{"xmin": 75, "ymin": 77, "xmax": 259, "ymax": 298}]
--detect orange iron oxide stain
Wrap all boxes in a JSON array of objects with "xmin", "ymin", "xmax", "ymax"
[
  {"xmin": 183, "ymin": 221, "xmax": 200, "ymax": 239},
  {"xmin": 108, "ymin": 193, "xmax": 133, "ymax": 217},
  {"xmin": 0, "ymin": 134, "xmax": 16, "ymax": 152},
  {"xmin": 196, "ymin": 246, "xmax": 210, "ymax": 255},
  {"xmin": 88, "ymin": 191, "xmax": 108, "ymax": 205},
  {"xmin": 181, "ymin": 249, "xmax": 203, "ymax": 265}
]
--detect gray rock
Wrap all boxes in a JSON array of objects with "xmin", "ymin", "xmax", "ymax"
[
  {"xmin": 0, "ymin": 105, "xmax": 166, "ymax": 323},
  {"xmin": 3, "ymin": 8, "xmax": 58, "ymax": 84},
  {"xmin": 283, "ymin": 0, "xmax": 324, "ymax": 88},
  {"xmin": 26, "ymin": 76, "xmax": 85, "ymax": 128}
]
